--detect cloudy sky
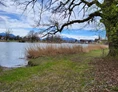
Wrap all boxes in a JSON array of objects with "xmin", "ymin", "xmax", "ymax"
[{"xmin": 0, "ymin": 0, "xmax": 106, "ymax": 40}]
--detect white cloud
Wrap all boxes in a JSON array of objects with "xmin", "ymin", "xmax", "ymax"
[
  {"xmin": 0, "ymin": 0, "xmax": 22, "ymax": 14},
  {"xmin": 0, "ymin": 28, "xmax": 6, "ymax": 33},
  {"xmin": 0, "ymin": 1, "xmax": 33, "ymax": 36},
  {"xmin": 0, "ymin": 28, "xmax": 30, "ymax": 36},
  {"xmin": 0, "ymin": 13, "xmax": 32, "ymax": 36},
  {"xmin": 12, "ymin": 28, "xmax": 30, "ymax": 36}
]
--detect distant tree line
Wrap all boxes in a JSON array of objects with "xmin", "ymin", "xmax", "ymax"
[
  {"xmin": 0, "ymin": 30, "xmax": 40, "ymax": 42},
  {"xmin": 0, "ymin": 29, "xmax": 107, "ymax": 44},
  {"xmin": 43, "ymin": 34, "xmax": 63, "ymax": 43}
]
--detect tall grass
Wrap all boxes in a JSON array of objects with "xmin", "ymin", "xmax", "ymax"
[
  {"xmin": 26, "ymin": 44, "xmax": 108, "ymax": 59},
  {"xmin": 26, "ymin": 45, "xmax": 83, "ymax": 58},
  {"xmin": 83, "ymin": 44, "xmax": 108, "ymax": 52}
]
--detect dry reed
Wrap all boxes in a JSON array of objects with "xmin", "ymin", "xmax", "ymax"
[
  {"xmin": 83, "ymin": 44, "xmax": 108, "ymax": 52},
  {"xmin": 26, "ymin": 44, "xmax": 108, "ymax": 59},
  {"xmin": 26, "ymin": 45, "xmax": 83, "ymax": 58}
]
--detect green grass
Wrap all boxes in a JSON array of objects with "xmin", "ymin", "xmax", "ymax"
[
  {"xmin": 0, "ymin": 61, "xmax": 60, "ymax": 83},
  {"xmin": 0, "ymin": 49, "xmax": 108, "ymax": 92}
]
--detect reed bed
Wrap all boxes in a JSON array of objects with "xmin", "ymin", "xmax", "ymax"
[
  {"xmin": 26, "ymin": 44, "xmax": 108, "ymax": 59},
  {"xmin": 26, "ymin": 45, "xmax": 83, "ymax": 58},
  {"xmin": 83, "ymin": 44, "xmax": 108, "ymax": 52}
]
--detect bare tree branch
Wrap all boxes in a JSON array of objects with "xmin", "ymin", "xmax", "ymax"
[
  {"xmin": 14, "ymin": 0, "xmax": 102, "ymax": 37},
  {"xmin": 0, "ymin": 1, "xmax": 7, "ymax": 7},
  {"xmin": 58, "ymin": 11, "xmax": 102, "ymax": 32}
]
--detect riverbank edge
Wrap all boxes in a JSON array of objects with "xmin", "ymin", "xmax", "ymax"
[{"xmin": 1, "ymin": 48, "xmax": 118, "ymax": 91}]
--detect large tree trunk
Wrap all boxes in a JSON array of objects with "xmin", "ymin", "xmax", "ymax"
[
  {"xmin": 107, "ymin": 28, "xmax": 118, "ymax": 56},
  {"xmin": 102, "ymin": 0, "xmax": 118, "ymax": 56}
]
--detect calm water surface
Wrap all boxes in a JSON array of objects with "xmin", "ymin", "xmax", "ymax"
[
  {"xmin": 0, "ymin": 42, "xmax": 88, "ymax": 68},
  {"xmin": 0, "ymin": 42, "xmax": 28, "ymax": 68}
]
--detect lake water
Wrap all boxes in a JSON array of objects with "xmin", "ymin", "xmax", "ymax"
[{"xmin": 0, "ymin": 42, "xmax": 88, "ymax": 68}]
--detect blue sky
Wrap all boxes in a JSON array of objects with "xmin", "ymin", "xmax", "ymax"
[
  {"xmin": 0, "ymin": 10, "xmax": 20, "ymax": 20},
  {"xmin": 61, "ymin": 29, "xmax": 106, "ymax": 40},
  {"xmin": 0, "ymin": 0, "xmax": 106, "ymax": 40}
]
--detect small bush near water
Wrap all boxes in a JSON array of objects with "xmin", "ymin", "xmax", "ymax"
[{"xmin": 26, "ymin": 44, "xmax": 108, "ymax": 59}]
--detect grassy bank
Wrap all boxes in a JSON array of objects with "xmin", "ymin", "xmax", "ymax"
[{"xmin": 1, "ymin": 47, "xmax": 114, "ymax": 92}]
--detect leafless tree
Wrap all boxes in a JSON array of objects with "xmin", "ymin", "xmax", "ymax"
[
  {"xmin": 5, "ymin": 28, "xmax": 12, "ymax": 41},
  {"xmin": 27, "ymin": 30, "xmax": 39, "ymax": 42}
]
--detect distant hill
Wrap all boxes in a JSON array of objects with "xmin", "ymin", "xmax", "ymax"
[
  {"xmin": 0, "ymin": 33, "xmax": 16, "ymax": 38},
  {"xmin": 41, "ymin": 35, "xmax": 78, "ymax": 42},
  {"xmin": 61, "ymin": 37, "xmax": 77, "ymax": 42}
]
